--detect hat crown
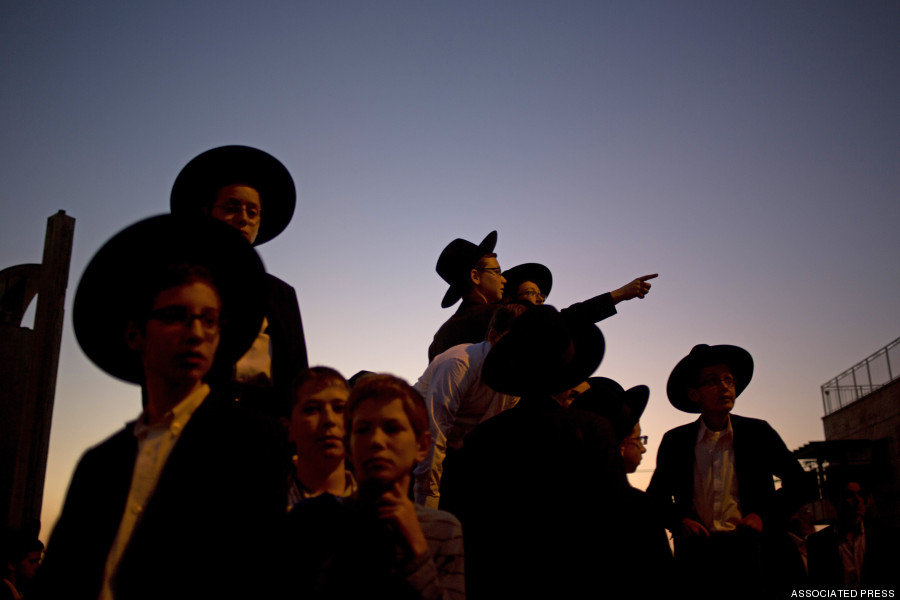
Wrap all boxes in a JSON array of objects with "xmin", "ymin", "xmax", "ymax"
[
  {"xmin": 436, "ymin": 231, "xmax": 498, "ymax": 308},
  {"xmin": 73, "ymin": 214, "xmax": 266, "ymax": 384},
  {"xmin": 666, "ymin": 343, "xmax": 754, "ymax": 413},
  {"xmin": 571, "ymin": 377, "xmax": 649, "ymax": 442},
  {"xmin": 436, "ymin": 238, "xmax": 481, "ymax": 284},
  {"xmin": 501, "ymin": 262, "xmax": 553, "ymax": 299},
  {"xmin": 171, "ymin": 145, "xmax": 296, "ymax": 246},
  {"xmin": 482, "ymin": 305, "xmax": 604, "ymax": 396}
]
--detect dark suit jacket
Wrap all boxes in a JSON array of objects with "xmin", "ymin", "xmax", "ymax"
[
  {"xmin": 445, "ymin": 396, "xmax": 629, "ymax": 599},
  {"xmin": 428, "ymin": 292, "xmax": 617, "ymax": 361},
  {"xmin": 33, "ymin": 392, "xmax": 288, "ymax": 600},
  {"xmin": 647, "ymin": 414, "xmax": 809, "ymax": 537},
  {"xmin": 217, "ymin": 274, "xmax": 308, "ymax": 417},
  {"xmin": 265, "ymin": 273, "xmax": 308, "ymax": 388}
]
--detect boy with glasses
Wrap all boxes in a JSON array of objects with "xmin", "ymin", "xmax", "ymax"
[
  {"xmin": 171, "ymin": 145, "xmax": 308, "ymax": 418},
  {"xmin": 647, "ymin": 344, "xmax": 810, "ymax": 599},
  {"xmin": 33, "ymin": 216, "xmax": 287, "ymax": 600}
]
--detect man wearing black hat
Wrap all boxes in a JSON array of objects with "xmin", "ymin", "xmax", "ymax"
[
  {"xmin": 428, "ymin": 231, "xmax": 658, "ymax": 361},
  {"xmin": 171, "ymin": 145, "xmax": 308, "ymax": 417},
  {"xmin": 447, "ymin": 306, "xmax": 629, "ymax": 599},
  {"xmin": 33, "ymin": 216, "xmax": 287, "ymax": 600},
  {"xmin": 647, "ymin": 344, "xmax": 809, "ymax": 599}
]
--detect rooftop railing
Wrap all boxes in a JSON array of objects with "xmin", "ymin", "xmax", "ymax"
[{"xmin": 821, "ymin": 336, "xmax": 900, "ymax": 416}]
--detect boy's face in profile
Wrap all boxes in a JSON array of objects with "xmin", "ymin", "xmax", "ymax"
[
  {"xmin": 516, "ymin": 280, "xmax": 545, "ymax": 305},
  {"xmin": 621, "ymin": 422, "xmax": 646, "ymax": 474},
  {"xmin": 14, "ymin": 550, "xmax": 42, "ymax": 581},
  {"xmin": 128, "ymin": 281, "xmax": 221, "ymax": 387},
  {"xmin": 288, "ymin": 381, "xmax": 349, "ymax": 464},
  {"xmin": 471, "ymin": 255, "xmax": 506, "ymax": 303},
  {"xmin": 348, "ymin": 397, "xmax": 427, "ymax": 487}
]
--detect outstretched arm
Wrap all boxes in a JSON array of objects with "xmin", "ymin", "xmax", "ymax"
[{"xmin": 610, "ymin": 273, "xmax": 658, "ymax": 304}]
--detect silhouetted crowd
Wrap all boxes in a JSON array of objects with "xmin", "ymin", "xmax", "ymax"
[{"xmin": 11, "ymin": 146, "xmax": 896, "ymax": 599}]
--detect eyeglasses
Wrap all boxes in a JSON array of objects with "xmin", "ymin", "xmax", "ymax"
[
  {"xmin": 148, "ymin": 307, "xmax": 222, "ymax": 335},
  {"xmin": 212, "ymin": 200, "xmax": 261, "ymax": 222},
  {"xmin": 476, "ymin": 267, "xmax": 502, "ymax": 277},
  {"xmin": 624, "ymin": 435, "xmax": 648, "ymax": 447},
  {"xmin": 697, "ymin": 375, "xmax": 736, "ymax": 389},
  {"xmin": 518, "ymin": 290, "xmax": 546, "ymax": 302}
]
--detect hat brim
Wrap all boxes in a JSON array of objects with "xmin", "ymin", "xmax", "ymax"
[
  {"xmin": 170, "ymin": 145, "xmax": 296, "ymax": 246},
  {"xmin": 572, "ymin": 378, "xmax": 649, "ymax": 441},
  {"xmin": 624, "ymin": 385, "xmax": 650, "ymax": 425},
  {"xmin": 502, "ymin": 263, "xmax": 553, "ymax": 300},
  {"xmin": 73, "ymin": 215, "xmax": 266, "ymax": 384},
  {"xmin": 666, "ymin": 344, "xmax": 753, "ymax": 413},
  {"xmin": 440, "ymin": 230, "xmax": 498, "ymax": 308},
  {"xmin": 482, "ymin": 305, "xmax": 605, "ymax": 397}
]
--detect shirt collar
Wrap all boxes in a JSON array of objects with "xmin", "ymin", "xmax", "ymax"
[
  {"xmin": 133, "ymin": 383, "xmax": 209, "ymax": 439},
  {"xmin": 696, "ymin": 414, "xmax": 733, "ymax": 443}
]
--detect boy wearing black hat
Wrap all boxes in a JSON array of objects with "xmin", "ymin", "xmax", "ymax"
[
  {"xmin": 171, "ymin": 145, "xmax": 308, "ymax": 418},
  {"xmin": 449, "ymin": 306, "xmax": 630, "ymax": 598},
  {"xmin": 428, "ymin": 231, "xmax": 658, "ymax": 361},
  {"xmin": 33, "ymin": 216, "xmax": 287, "ymax": 600},
  {"xmin": 647, "ymin": 344, "xmax": 809, "ymax": 599},
  {"xmin": 571, "ymin": 376, "xmax": 672, "ymax": 595}
]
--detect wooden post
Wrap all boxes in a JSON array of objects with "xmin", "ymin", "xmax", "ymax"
[{"xmin": 8, "ymin": 211, "xmax": 75, "ymax": 529}]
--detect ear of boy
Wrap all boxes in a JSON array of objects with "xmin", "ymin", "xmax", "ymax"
[
  {"xmin": 125, "ymin": 321, "xmax": 145, "ymax": 352},
  {"xmin": 415, "ymin": 432, "xmax": 431, "ymax": 464}
]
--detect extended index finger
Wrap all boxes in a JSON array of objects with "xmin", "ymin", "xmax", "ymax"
[{"xmin": 638, "ymin": 273, "xmax": 659, "ymax": 282}]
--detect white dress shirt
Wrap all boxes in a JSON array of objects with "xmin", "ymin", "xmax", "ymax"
[
  {"xmin": 99, "ymin": 383, "xmax": 209, "ymax": 600},
  {"xmin": 693, "ymin": 415, "xmax": 742, "ymax": 532}
]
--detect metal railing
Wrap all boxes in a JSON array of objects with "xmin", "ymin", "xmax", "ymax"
[{"xmin": 821, "ymin": 336, "xmax": 900, "ymax": 416}]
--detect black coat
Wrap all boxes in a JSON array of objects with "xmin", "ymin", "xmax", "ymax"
[
  {"xmin": 265, "ymin": 273, "xmax": 308, "ymax": 388},
  {"xmin": 33, "ymin": 392, "xmax": 288, "ymax": 600},
  {"xmin": 444, "ymin": 397, "xmax": 629, "ymax": 599},
  {"xmin": 647, "ymin": 414, "xmax": 810, "ymax": 538},
  {"xmin": 218, "ymin": 274, "xmax": 308, "ymax": 417},
  {"xmin": 428, "ymin": 292, "xmax": 617, "ymax": 361}
]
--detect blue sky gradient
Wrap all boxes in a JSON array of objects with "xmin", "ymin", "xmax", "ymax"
[{"xmin": 2, "ymin": 1, "xmax": 898, "ymax": 538}]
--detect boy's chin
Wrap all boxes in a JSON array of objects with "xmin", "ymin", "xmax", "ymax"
[{"xmin": 357, "ymin": 476, "xmax": 395, "ymax": 498}]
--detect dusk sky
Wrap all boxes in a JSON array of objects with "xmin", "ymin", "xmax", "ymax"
[{"xmin": 2, "ymin": 1, "xmax": 898, "ymax": 539}]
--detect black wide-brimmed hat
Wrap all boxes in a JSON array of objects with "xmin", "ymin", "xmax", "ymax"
[
  {"xmin": 436, "ymin": 230, "xmax": 498, "ymax": 308},
  {"xmin": 170, "ymin": 145, "xmax": 296, "ymax": 246},
  {"xmin": 482, "ymin": 305, "xmax": 605, "ymax": 397},
  {"xmin": 73, "ymin": 215, "xmax": 267, "ymax": 384},
  {"xmin": 667, "ymin": 344, "xmax": 754, "ymax": 413},
  {"xmin": 502, "ymin": 262, "xmax": 553, "ymax": 300},
  {"xmin": 571, "ymin": 377, "xmax": 649, "ymax": 442}
]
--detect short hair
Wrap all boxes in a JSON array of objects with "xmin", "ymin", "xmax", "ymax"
[
  {"xmin": 688, "ymin": 361, "xmax": 732, "ymax": 388},
  {"xmin": 4, "ymin": 536, "xmax": 43, "ymax": 564},
  {"xmin": 133, "ymin": 263, "xmax": 219, "ymax": 328},
  {"xmin": 288, "ymin": 366, "xmax": 350, "ymax": 411},
  {"xmin": 194, "ymin": 180, "xmax": 260, "ymax": 214},
  {"xmin": 474, "ymin": 253, "xmax": 498, "ymax": 268},
  {"xmin": 486, "ymin": 302, "xmax": 528, "ymax": 339},
  {"xmin": 348, "ymin": 370, "xmax": 375, "ymax": 388},
  {"xmin": 344, "ymin": 374, "xmax": 428, "ymax": 439}
]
